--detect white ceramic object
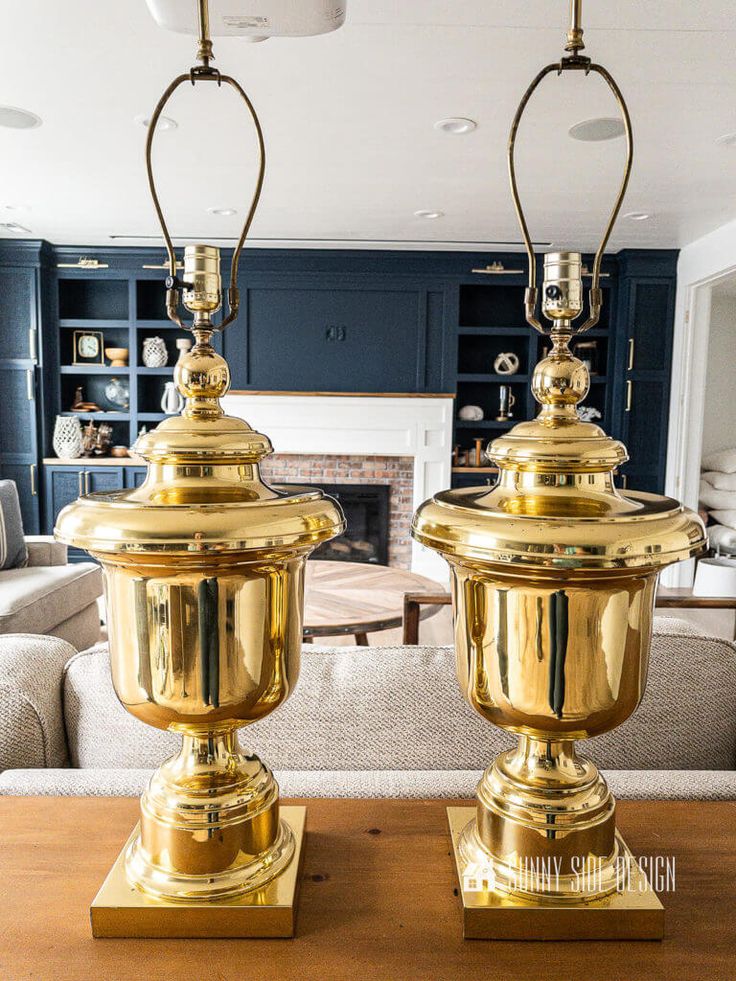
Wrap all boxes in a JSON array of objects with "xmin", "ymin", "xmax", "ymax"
[
  {"xmin": 493, "ymin": 352, "xmax": 520, "ymax": 375},
  {"xmin": 175, "ymin": 337, "xmax": 193, "ymax": 359},
  {"xmin": 142, "ymin": 336, "xmax": 169, "ymax": 368},
  {"xmin": 693, "ymin": 556, "xmax": 736, "ymax": 597},
  {"xmin": 161, "ymin": 380, "xmax": 184, "ymax": 415},
  {"xmin": 458, "ymin": 404, "xmax": 484, "ymax": 422},
  {"xmin": 52, "ymin": 415, "xmax": 83, "ymax": 459}
]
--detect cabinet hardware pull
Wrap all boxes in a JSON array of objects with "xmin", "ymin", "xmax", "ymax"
[
  {"xmin": 85, "ymin": 471, "xmax": 91, "ymax": 495},
  {"xmin": 26, "ymin": 369, "xmax": 34, "ymax": 401},
  {"xmin": 29, "ymin": 464, "xmax": 37, "ymax": 496},
  {"xmin": 625, "ymin": 379, "xmax": 633, "ymax": 412},
  {"xmin": 621, "ymin": 474, "xmax": 628, "ymax": 489},
  {"xmin": 29, "ymin": 328, "xmax": 38, "ymax": 362},
  {"xmin": 78, "ymin": 470, "xmax": 84, "ymax": 496},
  {"xmin": 627, "ymin": 337, "xmax": 635, "ymax": 371}
]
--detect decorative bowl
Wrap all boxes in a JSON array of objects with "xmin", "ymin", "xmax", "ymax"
[{"xmin": 105, "ymin": 347, "xmax": 129, "ymax": 367}]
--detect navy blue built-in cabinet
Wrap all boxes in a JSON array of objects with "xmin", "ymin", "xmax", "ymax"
[{"xmin": 0, "ymin": 242, "xmax": 678, "ymax": 543}]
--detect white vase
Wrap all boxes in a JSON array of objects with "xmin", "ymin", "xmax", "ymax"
[
  {"xmin": 52, "ymin": 415, "xmax": 83, "ymax": 459},
  {"xmin": 142, "ymin": 336, "xmax": 168, "ymax": 368},
  {"xmin": 161, "ymin": 381, "xmax": 184, "ymax": 415}
]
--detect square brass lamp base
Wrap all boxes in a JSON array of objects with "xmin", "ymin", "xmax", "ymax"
[
  {"xmin": 91, "ymin": 806, "xmax": 306, "ymax": 939},
  {"xmin": 448, "ymin": 808, "xmax": 664, "ymax": 941}
]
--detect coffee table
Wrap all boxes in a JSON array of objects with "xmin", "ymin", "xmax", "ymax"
[
  {"xmin": 303, "ymin": 560, "xmax": 446, "ymax": 644},
  {"xmin": 1, "ymin": 797, "xmax": 733, "ymax": 979}
]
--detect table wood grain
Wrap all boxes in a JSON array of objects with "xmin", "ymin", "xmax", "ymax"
[
  {"xmin": 1, "ymin": 797, "xmax": 734, "ymax": 980},
  {"xmin": 304, "ymin": 561, "xmax": 445, "ymax": 639}
]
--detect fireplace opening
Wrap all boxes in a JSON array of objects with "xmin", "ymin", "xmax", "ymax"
[{"xmin": 285, "ymin": 483, "xmax": 390, "ymax": 564}]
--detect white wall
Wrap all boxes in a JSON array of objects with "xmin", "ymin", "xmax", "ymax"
[
  {"xmin": 665, "ymin": 217, "xmax": 736, "ymax": 585},
  {"xmin": 701, "ymin": 290, "xmax": 736, "ymax": 459}
]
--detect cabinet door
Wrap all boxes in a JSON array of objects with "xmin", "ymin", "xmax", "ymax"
[
  {"xmin": 47, "ymin": 467, "xmax": 85, "ymax": 522},
  {"xmin": 0, "ymin": 367, "xmax": 37, "ymax": 456},
  {"xmin": 626, "ymin": 280, "xmax": 673, "ymax": 372},
  {"xmin": 621, "ymin": 378, "xmax": 669, "ymax": 490},
  {"xmin": 0, "ymin": 267, "xmax": 36, "ymax": 359},
  {"xmin": 125, "ymin": 467, "xmax": 148, "ymax": 488},
  {"xmin": 86, "ymin": 467, "xmax": 124, "ymax": 494},
  {"xmin": 1, "ymin": 463, "xmax": 40, "ymax": 534}
]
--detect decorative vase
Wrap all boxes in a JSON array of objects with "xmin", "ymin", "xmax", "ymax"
[
  {"xmin": 161, "ymin": 380, "xmax": 184, "ymax": 414},
  {"xmin": 142, "ymin": 336, "xmax": 168, "ymax": 367},
  {"xmin": 175, "ymin": 337, "xmax": 193, "ymax": 359},
  {"xmin": 52, "ymin": 415, "xmax": 83, "ymax": 459},
  {"xmin": 105, "ymin": 376, "xmax": 130, "ymax": 410}
]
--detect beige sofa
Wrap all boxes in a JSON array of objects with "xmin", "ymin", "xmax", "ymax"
[
  {"xmin": 0, "ymin": 537, "xmax": 102, "ymax": 652},
  {"xmin": 0, "ymin": 618, "xmax": 734, "ymax": 798}
]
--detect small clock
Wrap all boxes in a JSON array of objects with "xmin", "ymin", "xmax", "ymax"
[{"xmin": 73, "ymin": 330, "xmax": 105, "ymax": 366}]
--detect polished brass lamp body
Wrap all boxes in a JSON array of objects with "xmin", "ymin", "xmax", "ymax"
[
  {"xmin": 55, "ymin": 2, "xmax": 344, "ymax": 936},
  {"xmin": 412, "ymin": 2, "xmax": 706, "ymax": 939}
]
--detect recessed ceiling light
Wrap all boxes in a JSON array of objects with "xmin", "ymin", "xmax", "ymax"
[
  {"xmin": 715, "ymin": 132, "xmax": 736, "ymax": 147},
  {"xmin": 414, "ymin": 209, "xmax": 444, "ymax": 220},
  {"xmin": 569, "ymin": 117, "xmax": 625, "ymax": 142},
  {"xmin": 206, "ymin": 207, "xmax": 238, "ymax": 216},
  {"xmin": 0, "ymin": 106, "xmax": 42, "ymax": 130},
  {"xmin": 0, "ymin": 222, "xmax": 32, "ymax": 235},
  {"xmin": 624, "ymin": 211, "xmax": 651, "ymax": 221},
  {"xmin": 134, "ymin": 113, "xmax": 178, "ymax": 131},
  {"xmin": 434, "ymin": 117, "xmax": 477, "ymax": 135}
]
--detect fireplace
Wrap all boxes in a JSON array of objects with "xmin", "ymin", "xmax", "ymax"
[{"xmin": 297, "ymin": 483, "xmax": 390, "ymax": 565}]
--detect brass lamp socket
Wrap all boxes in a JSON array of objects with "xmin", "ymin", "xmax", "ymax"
[
  {"xmin": 182, "ymin": 243, "xmax": 222, "ymax": 316},
  {"xmin": 542, "ymin": 251, "xmax": 583, "ymax": 323}
]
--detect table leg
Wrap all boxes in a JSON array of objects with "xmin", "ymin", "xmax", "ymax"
[{"xmin": 354, "ymin": 632, "xmax": 369, "ymax": 646}]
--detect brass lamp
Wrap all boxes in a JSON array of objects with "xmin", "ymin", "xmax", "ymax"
[
  {"xmin": 56, "ymin": 1, "xmax": 344, "ymax": 938},
  {"xmin": 412, "ymin": 0, "xmax": 706, "ymax": 940}
]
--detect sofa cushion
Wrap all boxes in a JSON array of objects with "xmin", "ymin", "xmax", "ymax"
[
  {"xmin": 63, "ymin": 622, "xmax": 736, "ymax": 772},
  {"xmin": 1, "ymin": 767, "xmax": 735, "ymax": 801},
  {"xmin": 0, "ymin": 480, "xmax": 27, "ymax": 570},
  {"xmin": 0, "ymin": 562, "xmax": 102, "ymax": 634},
  {"xmin": 0, "ymin": 634, "xmax": 75, "ymax": 769}
]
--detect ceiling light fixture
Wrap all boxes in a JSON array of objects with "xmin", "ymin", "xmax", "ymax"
[
  {"xmin": 568, "ymin": 116, "xmax": 624, "ymax": 142},
  {"xmin": 624, "ymin": 211, "xmax": 651, "ymax": 221},
  {"xmin": 206, "ymin": 207, "xmax": 238, "ymax": 216},
  {"xmin": 0, "ymin": 106, "xmax": 42, "ymax": 130},
  {"xmin": 434, "ymin": 117, "xmax": 477, "ymax": 135},
  {"xmin": 134, "ymin": 113, "xmax": 178, "ymax": 131},
  {"xmin": 414, "ymin": 209, "xmax": 444, "ymax": 220}
]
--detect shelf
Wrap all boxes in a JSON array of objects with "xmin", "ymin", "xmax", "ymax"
[
  {"xmin": 452, "ymin": 467, "xmax": 498, "ymax": 473},
  {"xmin": 59, "ymin": 319, "xmax": 129, "ymax": 330},
  {"xmin": 60, "ymin": 411, "xmax": 129, "ymax": 421},
  {"xmin": 60, "ymin": 365, "xmax": 130, "ymax": 375},
  {"xmin": 457, "ymin": 373, "xmax": 529, "ymax": 383},
  {"xmin": 458, "ymin": 326, "xmax": 530, "ymax": 336},
  {"xmin": 138, "ymin": 367, "xmax": 174, "ymax": 375},
  {"xmin": 455, "ymin": 419, "xmax": 515, "ymax": 429},
  {"xmin": 137, "ymin": 412, "xmax": 175, "ymax": 421},
  {"xmin": 135, "ymin": 321, "xmax": 185, "ymax": 331}
]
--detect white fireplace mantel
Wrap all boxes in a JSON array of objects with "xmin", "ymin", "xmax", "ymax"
[{"xmin": 222, "ymin": 393, "xmax": 454, "ymax": 581}]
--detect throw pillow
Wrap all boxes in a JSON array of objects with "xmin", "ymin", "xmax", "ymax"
[
  {"xmin": 699, "ymin": 480, "xmax": 736, "ymax": 510},
  {"xmin": 702, "ymin": 471, "xmax": 736, "ymax": 491},
  {"xmin": 701, "ymin": 447, "xmax": 736, "ymax": 474},
  {"xmin": 0, "ymin": 479, "xmax": 28, "ymax": 570}
]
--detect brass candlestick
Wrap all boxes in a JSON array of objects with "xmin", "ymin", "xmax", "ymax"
[
  {"xmin": 56, "ymin": 2, "xmax": 344, "ymax": 939},
  {"xmin": 412, "ymin": 1, "xmax": 706, "ymax": 941}
]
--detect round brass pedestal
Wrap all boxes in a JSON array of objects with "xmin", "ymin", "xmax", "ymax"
[{"xmin": 125, "ymin": 734, "xmax": 293, "ymax": 902}]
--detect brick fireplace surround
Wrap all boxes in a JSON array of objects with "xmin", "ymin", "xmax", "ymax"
[{"xmin": 260, "ymin": 454, "xmax": 414, "ymax": 568}]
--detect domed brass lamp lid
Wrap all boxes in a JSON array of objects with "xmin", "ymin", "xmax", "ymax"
[{"xmin": 56, "ymin": 245, "xmax": 345, "ymax": 557}]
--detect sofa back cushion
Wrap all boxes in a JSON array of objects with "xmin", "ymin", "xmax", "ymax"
[
  {"xmin": 0, "ymin": 480, "xmax": 27, "ymax": 570},
  {"xmin": 63, "ymin": 620, "xmax": 736, "ymax": 772}
]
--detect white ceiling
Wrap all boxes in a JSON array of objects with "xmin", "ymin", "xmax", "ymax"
[{"xmin": 2, "ymin": 1, "xmax": 736, "ymax": 251}]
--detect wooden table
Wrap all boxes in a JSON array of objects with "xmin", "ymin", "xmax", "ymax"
[
  {"xmin": 2, "ymin": 797, "xmax": 734, "ymax": 980},
  {"xmin": 304, "ymin": 560, "xmax": 446, "ymax": 645}
]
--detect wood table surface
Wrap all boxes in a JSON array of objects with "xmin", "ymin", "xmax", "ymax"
[
  {"xmin": 303, "ymin": 560, "xmax": 446, "ymax": 642},
  {"xmin": 2, "ymin": 797, "xmax": 734, "ymax": 980}
]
